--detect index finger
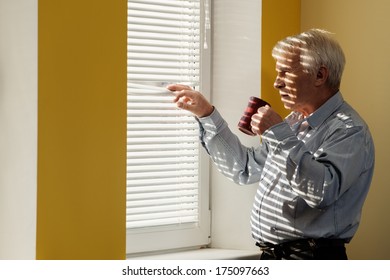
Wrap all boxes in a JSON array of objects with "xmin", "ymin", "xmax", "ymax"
[{"xmin": 166, "ymin": 84, "xmax": 193, "ymax": 92}]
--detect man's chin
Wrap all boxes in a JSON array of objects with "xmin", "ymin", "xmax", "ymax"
[{"xmin": 282, "ymin": 102, "xmax": 294, "ymax": 111}]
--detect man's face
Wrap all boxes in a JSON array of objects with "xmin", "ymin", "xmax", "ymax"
[{"xmin": 273, "ymin": 50, "xmax": 317, "ymax": 116}]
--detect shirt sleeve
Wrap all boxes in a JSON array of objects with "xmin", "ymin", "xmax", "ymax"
[{"xmin": 197, "ymin": 108, "xmax": 268, "ymax": 185}]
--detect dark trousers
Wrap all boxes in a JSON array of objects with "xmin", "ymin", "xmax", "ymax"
[{"xmin": 257, "ymin": 239, "xmax": 348, "ymax": 260}]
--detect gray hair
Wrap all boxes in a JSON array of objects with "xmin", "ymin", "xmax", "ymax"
[{"xmin": 272, "ymin": 29, "xmax": 346, "ymax": 90}]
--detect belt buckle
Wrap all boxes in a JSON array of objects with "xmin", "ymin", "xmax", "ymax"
[{"xmin": 307, "ymin": 239, "xmax": 317, "ymax": 249}]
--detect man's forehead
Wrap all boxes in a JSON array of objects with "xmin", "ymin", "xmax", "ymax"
[{"xmin": 275, "ymin": 52, "xmax": 300, "ymax": 69}]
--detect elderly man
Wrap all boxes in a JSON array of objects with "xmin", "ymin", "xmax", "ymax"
[{"xmin": 168, "ymin": 29, "xmax": 375, "ymax": 260}]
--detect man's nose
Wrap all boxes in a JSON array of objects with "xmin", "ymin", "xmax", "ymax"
[{"xmin": 274, "ymin": 77, "xmax": 284, "ymax": 89}]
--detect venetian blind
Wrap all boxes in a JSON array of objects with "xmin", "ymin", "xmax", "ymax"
[{"xmin": 127, "ymin": 0, "xmax": 202, "ymax": 230}]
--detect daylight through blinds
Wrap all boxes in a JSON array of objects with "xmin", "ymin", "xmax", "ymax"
[{"xmin": 127, "ymin": 0, "xmax": 201, "ymax": 229}]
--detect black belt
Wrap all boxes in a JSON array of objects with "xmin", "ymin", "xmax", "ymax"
[{"xmin": 256, "ymin": 238, "xmax": 347, "ymax": 260}]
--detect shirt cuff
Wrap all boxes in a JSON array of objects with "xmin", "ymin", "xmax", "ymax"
[{"xmin": 196, "ymin": 107, "xmax": 228, "ymax": 134}]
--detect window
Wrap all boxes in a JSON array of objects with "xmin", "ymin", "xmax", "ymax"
[{"xmin": 127, "ymin": 0, "xmax": 211, "ymax": 254}]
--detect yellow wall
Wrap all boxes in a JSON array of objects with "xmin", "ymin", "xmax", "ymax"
[
  {"xmin": 37, "ymin": 0, "xmax": 127, "ymax": 259},
  {"xmin": 261, "ymin": 0, "xmax": 301, "ymax": 117},
  {"xmin": 301, "ymin": 0, "xmax": 390, "ymax": 260}
]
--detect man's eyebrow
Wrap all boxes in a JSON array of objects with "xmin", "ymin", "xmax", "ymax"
[{"xmin": 275, "ymin": 65, "xmax": 292, "ymax": 72}]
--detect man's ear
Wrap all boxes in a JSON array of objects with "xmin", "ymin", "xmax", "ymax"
[{"xmin": 315, "ymin": 66, "xmax": 328, "ymax": 86}]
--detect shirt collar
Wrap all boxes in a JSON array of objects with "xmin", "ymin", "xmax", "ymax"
[
  {"xmin": 286, "ymin": 91, "xmax": 344, "ymax": 129},
  {"xmin": 306, "ymin": 91, "xmax": 344, "ymax": 128}
]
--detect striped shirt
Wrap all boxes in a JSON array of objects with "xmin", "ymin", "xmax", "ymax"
[{"xmin": 197, "ymin": 92, "xmax": 375, "ymax": 245}]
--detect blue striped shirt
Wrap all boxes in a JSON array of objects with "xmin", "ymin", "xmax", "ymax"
[{"xmin": 197, "ymin": 92, "xmax": 375, "ymax": 244}]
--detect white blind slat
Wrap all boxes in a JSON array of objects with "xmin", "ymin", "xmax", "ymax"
[
  {"xmin": 127, "ymin": 203, "xmax": 197, "ymax": 215},
  {"xmin": 129, "ymin": 2, "xmax": 200, "ymax": 15},
  {"xmin": 127, "ymin": 169, "xmax": 198, "ymax": 180},
  {"xmin": 128, "ymin": 24, "xmax": 200, "ymax": 36},
  {"xmin": 128, "ymin": 31, "xmax": 200, "ymax": 42},
  {"xmin": 128, "ymin": 164, "xmax": 198, "ymax": 174},
  {"xmin": 127, "ymin": 150, "xmax": 198, "ymax": 160},
  {"xmin": 128, "ymin": 134, "xmax": 198, "ymax": 141},
  {"xmin": 128, "ymin": 196, "xmax": 198, "ymax": 208},
  {"xmin": 129, "ymin": 16, "xmax": 200, "ymax": 29},
  {"xmin": 128, "ymin": 10, "xmax": 197, "ymax": 22},
  {"xmin": 127, "ymin": 123, "xmax": 199, "ymax": 131},
  {"xmin": 128, "ymin": 182, "xmax": 197, "ymax": 192},
  {"xmin": 128, "ymin": 47, "xmax": 200, "ymax": 57},
  {"xmin": 128, "ymin": 67, "xmax": 199, "ymax": 76},
  {"xmin": 127, "ymin": 157, "xmax": 198, "ymax": 166},
  {"xmin": 127, "ymin": 176, "xmax": 198, "ymax": 189},
  {"xmin": 128, "ymin": 53, "xmax": 199, "ymax": 62},
  {"xmin": 128, "ymin": 188, "xmax": 198, "ymax": 200},
  {"xmin": 128, "ymin": 116, "xmax": 195, "ymax": 123},
  {"xmin": 129, "ymin": 60, "xmax": 200, "ymax": 69},
  {"xmin": 128, "ymin": 143, "xmax": 198, "ymax": 152},
  {"xmin": 129, "ymin": 0, "xmax": 200, "ymax": 8}
]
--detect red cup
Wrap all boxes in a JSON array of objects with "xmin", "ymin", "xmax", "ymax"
[{"xmin": 238, "ymin": 96, "xmax": 270, "ymax": 136}]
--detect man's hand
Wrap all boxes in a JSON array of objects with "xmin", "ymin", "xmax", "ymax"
[
  {"xmin": 251, "ymin": 106, "xmax": 283, "ymax": 135},
  {"xmin": 167, "ymin": 84, "xmax": 214, "ymax": 118}
]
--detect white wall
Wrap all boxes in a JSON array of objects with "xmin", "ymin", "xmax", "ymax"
[
  {"xmin": 0, "ymin": 0, "xmax": 37, "ymax": 259},
  {"xmin": 210, "ymin": 0, "xmax": 261, "ymax": 250}
]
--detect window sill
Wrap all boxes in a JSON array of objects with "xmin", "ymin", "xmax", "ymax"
[{"xmin": 127, "ymin": 248, "xmax": 261, "ymax": 260}]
